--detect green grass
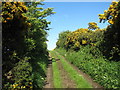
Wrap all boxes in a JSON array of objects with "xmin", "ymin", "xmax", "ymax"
[
  {"xmin": 52, "ymin": 60, "xmax": 63, "ymax": 88},
  {"xmin": 53, "ymin": 51, "xmax": 92, "ymax": 88},
  {"xmin": 55, "ymin": 47, "xmax": 120, "ymax": 88},
  {"xmin": 50, "ymin": 51, "xmax": 63, "ymax": 88}
]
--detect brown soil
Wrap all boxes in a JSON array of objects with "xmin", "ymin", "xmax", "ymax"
[
  {"xmin": 55, "ymin": 51, "xmax": 104, "ymax": 89},
  {"xmin": 44, "ymin": 53, "xmax": 77, "ymax": 88},
  {"xmin": 44, "ymin": 51, "xmax": 104, "ymax": 89},
  {"xmin": 56, "ymin": 60, "xmax": 77, "ymax": 88},
  {"xmin": 43, "ymin": 54, "xmax": 53, "ymax": 88}
]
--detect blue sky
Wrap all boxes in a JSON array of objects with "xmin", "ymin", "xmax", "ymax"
[{"xmin": 41, "ymin": 2, "xmax": 111, "ymax": 50}]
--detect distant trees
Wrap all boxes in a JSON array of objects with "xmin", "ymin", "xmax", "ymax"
[
  {"xmin": 56, "ymin": 25, "xmax": 104, "ymax": 51},
  {"xmin": 56, "ymin": 30, "xmax": 71, "ymax": 48}
]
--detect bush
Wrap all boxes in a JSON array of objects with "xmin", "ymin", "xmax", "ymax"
[{"xmin": 55, "ymin": 47, "xmax": 120, "ymax": 88}]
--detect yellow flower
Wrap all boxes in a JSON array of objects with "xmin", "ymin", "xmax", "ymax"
[
  {"xmin": 12, "ymin": 84, "xmax": 16, "ymax": 88},
  {"xmin": 104, "ymin": 10, "xmax": 107, "ymax": 13},
  {"xmin": 21, "ymin": 86, "xmax": 26, "ymax": 88},
  {"xmin": 108, "ymin": 19, "xmax": 114, "ymax": 24},
  {"xmin": 75, "ymin": 41, "xmax": 80, "ymax": 47},
  {"xmin": 82, "ymin": 40, "xmax": 87, "ymax": 44},
  {"xmin": 28, "ymin": 23, "xmax": 31, "ymax": 26},
  {"xmin": 30, "ymin": 86, "xmax": 33, "ymax": 88},
  {"xmin": 23, "ymin": 86, "xmax": 26, "ymax": 88},
  {"xmin": 29, "ymin": 82, "xmax": 32, "ymax": 84},
  {"xmin": 110, "ymin": 5, "xmax": 113, "ymax": 8},
  {"xmin": 112, "ymin": 1, "xmax": 118, "ymax": 5},
  {"xmin": 98, "ymin": 14, "xmax": 104, "ymax": 16},
  {"xmin": 115, "ymin": 15, "xmax": 117, "ymax": 18},
  {"xmin": 16, "ymin": 84, "xmax": 18, "ymax": 87}
]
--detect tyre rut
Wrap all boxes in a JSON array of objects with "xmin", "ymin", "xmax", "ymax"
[
  {"xmin": 43, "ymin": 53, "xmax": 53, "ymax": 88},
  {"xmin": 56, "ymin": 60, "xmax": 77, "ymax": 88},
  {"xmin": 55, "ymin": 51, "xmax": 103, "ymax": 88}
]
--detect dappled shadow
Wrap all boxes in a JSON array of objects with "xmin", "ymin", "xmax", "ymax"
[
  {"xmin": 29, "ymin": 53, "xmax": 49, "ymax": 89},
  {"xmin": 49, "ymin": 57, "xmax": 60, "ymax": 63}
]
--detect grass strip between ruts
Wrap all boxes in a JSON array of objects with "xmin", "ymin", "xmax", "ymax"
[
  {"xmin": 54, "ymin": 51, "xmax": 93, "ymax": 88},
  {"xmin": 50, "ymin": 51, "xmax": 63, "ymax": 88}
]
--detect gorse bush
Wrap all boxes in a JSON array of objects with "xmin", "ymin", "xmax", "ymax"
[
  {"xmin": 56, "ymin": 1, "xmax": 120, "ymax": 61},
  {"xmin": 24, "ymin": 2, "xmax": 54, "ymax": 88},
  {"xmin": 98, "ymin": 1, "xmax": 120, "ymax": 61},
  {"xmin": 2, "ymin": 2, "xmax": 55, "ymax": 89},
  {"xmin": 56, "ymin": 27, "xmax": 104, "ymax": 51},
  {"xmin": 55, "ymin": 1, "xmax": 120, "ymax": 89}
]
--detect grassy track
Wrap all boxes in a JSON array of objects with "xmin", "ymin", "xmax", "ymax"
[
  {"xmin": 50, "ymin": 51, "xmax": 63, "ymax": 88},
  {"xmin": 53, "ymin": 51, "xmax": 93, "ymax": 88}
]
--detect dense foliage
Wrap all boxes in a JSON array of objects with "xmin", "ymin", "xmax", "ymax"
[
  {"xmin": 99, "ymin": 1, "xmax": 120, "ymax": 61},
  {"xmin": 2, "ymin": 2, "xmax": 54, "ymax": 89},
  {"xmin": 56, "ymin": 1, "xmax": 120, "ymax": 88},
  {"xmin": 55, "ymin": 47, "xmax": 120, "ymax": 88},
  {"xmin": 56, "ymin": 27, "xmax": 104, "ymax": 51}
]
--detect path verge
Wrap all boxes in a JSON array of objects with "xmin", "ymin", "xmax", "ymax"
[
  {"xmin": 43, "ymin": 53, "xmax": 53, "ymax": 88},
  {"xmin": 55, "ymin": 51, "xmax": 103, "ymax": 88}
]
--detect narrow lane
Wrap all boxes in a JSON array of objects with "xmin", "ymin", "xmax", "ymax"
[
  {"xmin": 55, "ymin": 51, "xmax": 103, "ymax": 88},
  {"xmin": 43, "ymin": 54, "xmax": 53, "ymax": 88},
  {"xmin": 44, "ymin": 51, "xmax": 103, "ymax": 88},
  {"xmin": 56, "ymin": 60, "xmax": 77, "ymax": 88}
]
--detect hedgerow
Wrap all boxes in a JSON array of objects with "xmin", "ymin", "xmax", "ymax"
[
  {"xmin": 55, "ymin": 47, "xmax": 120, "ymax": 88},
  {"xmin": 2, "ymin": 1, "xmax": 55, "ymax": 89},
  {"xmin": 55, "ymin": 1, "xmax": 120, "ymax": 88}
]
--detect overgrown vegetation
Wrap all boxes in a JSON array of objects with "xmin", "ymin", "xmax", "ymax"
[
  {"xmin": 55, "ymin": 47, "xmax": 120, "ymax": 88},
  {"xmin": 53, "ymin": 51, "xmax": 92, "ymax": 88},
  {"xmin": 55, "ymin": 1, "xmax": 120, "ymax": 89},
  {"xmin": 2, "ymin": 2, "xmax": 54, "ymax": 89}
]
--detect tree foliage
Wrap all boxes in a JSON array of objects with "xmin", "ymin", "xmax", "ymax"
[
  {"xmin": 99, "ymin": 1, "xmax": 120, "ymax": 61},
  {"xmin": 56, "ymin": 27, "xmax": 104, "ymax": 51},
  {"xmin": 56, "ymin": 30, "xmax": 71, "ymax": 48},
  {"xmin": 2, "ymin": 2, "xmax": 28, "ymax": 75},
  {"xmin": 2, "ymin": 1, "xmax": 55, "ymax": 89}
]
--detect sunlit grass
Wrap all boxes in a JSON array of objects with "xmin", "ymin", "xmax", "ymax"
[
  {"xmin": 53, "ymin": 51, "xmax": 92, "ymax": 88},
  {"xmin": 52, "ymin": 60, "xmax": 63, "ymax": 88},
  {"xmin": 50, "ymin": 51, "xmax": 63, "ymax": 88},
  {"xmin": 55, "ymin": 48, "xmax": 120, "ymax": 88}
]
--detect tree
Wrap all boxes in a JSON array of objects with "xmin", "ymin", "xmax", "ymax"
[{"xmin": 56, "ymin": 30, "xmax": 71, "ymax": 48}]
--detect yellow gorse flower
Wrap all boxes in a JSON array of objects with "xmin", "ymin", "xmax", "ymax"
[
  {"xmin": 108, "ymin": 19, "xmax": 114, "ymax": 24},
  {"xmin": 82, "ymin": 40, "xmax": 87, "ymax": 45}
]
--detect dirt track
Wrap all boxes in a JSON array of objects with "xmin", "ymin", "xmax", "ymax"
[{"xmin": 44, "ymin": 51, "xmax": 103, "ymax": 88}]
